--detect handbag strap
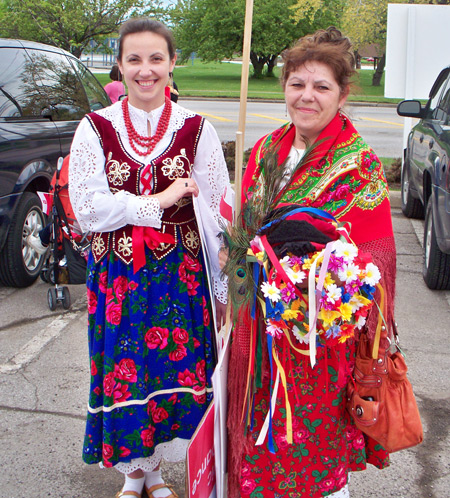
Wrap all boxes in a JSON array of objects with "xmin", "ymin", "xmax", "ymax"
[{"xmin": 372, "ymin": 283, "xmax": 388, "ymax": 359}]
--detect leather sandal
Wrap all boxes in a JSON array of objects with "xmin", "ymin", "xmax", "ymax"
[
  {"xmin": 145, "ymin": 483, "xmax": 178, "ymax": 498},
  {"xmin": 115, "ymin": 490, "xmax": 142, "ymax": 498}
]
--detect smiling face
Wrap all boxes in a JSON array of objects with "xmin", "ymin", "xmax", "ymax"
[
  {"xmin": 284, "ymin": 61, "xmax": 348, "ymax": 147},
  {"xmin": 117, "ymin": 31, "xmax": 176, "ymax": 112}
]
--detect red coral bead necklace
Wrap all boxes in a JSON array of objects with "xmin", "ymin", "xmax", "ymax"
[{"xmin": 122, "ymin": 96, "xmax": 172, "ymax": 157}]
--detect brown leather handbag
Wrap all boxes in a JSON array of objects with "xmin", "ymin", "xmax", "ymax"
[{"xmin": 346, "ymin": 285, "xmax": 423, "ymax": 453}]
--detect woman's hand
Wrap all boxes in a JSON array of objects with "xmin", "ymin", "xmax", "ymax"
[
  {"xmin": 215, "ymin": 298, "xmax": 227, "ymax": 329},
  {"xmin": 150, "ymin": 178, "xmax": 199, "ymax": 209},
  {"xmin": 218, "ymin": 246, "xmax": 229, "ymax": 270}
]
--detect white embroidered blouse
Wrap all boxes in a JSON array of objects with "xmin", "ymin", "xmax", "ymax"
[{"xmin": 69, "ymin": 100, "xmax": 231, "ymax": 303}]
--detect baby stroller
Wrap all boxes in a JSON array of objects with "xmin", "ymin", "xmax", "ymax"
[{"xmin": 40, "ymin": 155, "xmax": 91, "ymax": 310}]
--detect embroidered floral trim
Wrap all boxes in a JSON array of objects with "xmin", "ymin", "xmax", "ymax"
[
  {"xmin": 106, "ymin": 152, "xmax": 131, "ymax": 186},
  {"xmin": 162, "ymin": 148, "xmax": 192, "ymax": 179}
]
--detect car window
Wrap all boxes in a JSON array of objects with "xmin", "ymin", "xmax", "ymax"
[
  {"xmin": 427, "ymin": 71, "xmax": 450, "ymax": 121},
  {"xmin": 432, "ymin": 80, "xmax": 450, "ymax": 122},
  {"xmin": 0, "ymin": 47, "xmax": 46, "ymax": 118},
  {"xmin": 70, "ymin": 58, "xmax": 110, "ymax": 111},
  {"xmin": 24, "ymin": 49, "xmax": 90, "ymax": 121},
  {"xmin": 436, "ymin": 78, "xmax": 450, "ymax": 125}
]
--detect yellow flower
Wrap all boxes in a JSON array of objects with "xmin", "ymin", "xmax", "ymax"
[
  {"xmin": 313, "ymin": 254, "xmax": 323, "ymax": 265},
  {"xmin": 255, "ymin": 251, "xmax": 265, "ymax": 262},
  {"xmin": 323, "ymin": 273, "xmax": 335, "ymax": 287},
  {"xmin": 248, "ymin": 247, "xmax": 265, "ymax": 262},
  {"xmin": 318, "ymin": 308, "xmax": 341, "ymax": 326},
  {"xmin": 282, "ymin": 309, "xmax": 301, "ymax": 321},
  {"xmin": 354, "ymin": 294, "xmax": 371, "ymax": 307},
  {"xmin": 339, "ymin": 302, "xmax": 353, "ymax": 321},
  {"xmin": 302, "ymin": 258, "xmax": 313, "ymax": 270}
]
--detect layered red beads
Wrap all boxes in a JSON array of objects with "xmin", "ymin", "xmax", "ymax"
[{"xmin": 122, "ymin": 96, "xmax": 172, "ymax": 157}]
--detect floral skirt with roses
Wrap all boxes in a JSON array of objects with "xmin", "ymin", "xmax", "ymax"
[
  {"xmin": 82, "ymin": 240, "xmax": 214, "ymax": 468},
  {"xmin": 240, "ymin": 338, "xmax": 389, "ymax": 498}
]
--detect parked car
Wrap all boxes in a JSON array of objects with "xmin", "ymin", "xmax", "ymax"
[
  {"xmin": 0, "ymin": 39, "xmax": 111, "ymax": 287},
  {"xmin": 397, "ymin": 66, "xmax": 450, "ymax": 290}
]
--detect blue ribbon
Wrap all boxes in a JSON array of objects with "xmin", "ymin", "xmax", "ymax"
[
  {"xmin": 251, "ymin": 262, "xmax": 259, "ymax": 320},
  {"xmin": 267, "ymin": 334, "xmax": 275, "ymax": 454},
  {"xmin": 258, "ymin": 206, "xmax": 336, "ymax": 233}
]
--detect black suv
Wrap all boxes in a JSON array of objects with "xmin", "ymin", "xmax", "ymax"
[
  {"xmin": 0, "ymin": 39, "xmax": 110, "ymax": 287},
  {"xmin": 397, "ymin": 66, "xmax": 450, "ymax": 290}
]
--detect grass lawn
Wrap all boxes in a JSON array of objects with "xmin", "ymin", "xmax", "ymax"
[{"xmin": 94, "ymin": 60, "xmax": 402, "ymax": 104}]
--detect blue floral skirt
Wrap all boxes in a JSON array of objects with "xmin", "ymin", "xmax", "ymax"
[{"xmin": 82, "ymin": 240, "xmax": 214, "ymax": 467}]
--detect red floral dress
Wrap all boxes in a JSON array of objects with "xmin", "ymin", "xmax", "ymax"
[{"xmin": 227, "ymin": 112, "xmax": 395, "ymax": 497}]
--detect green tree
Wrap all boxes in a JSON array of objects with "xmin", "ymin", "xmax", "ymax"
[
  {"xmin": 171, "ymin": 0, "xmax": 343, "ymax": 78},
  {"xmin": 342, "ymin": 0, "xmax": 449, "ymax": 86},
  {"xmin": 0, "ymin": 0, "xmax": 162, "ymax": 58}
]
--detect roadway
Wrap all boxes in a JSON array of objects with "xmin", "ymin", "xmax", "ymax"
[{"xmin": 178, "ymin": 99, "xmax": 406, "ymax": 159}]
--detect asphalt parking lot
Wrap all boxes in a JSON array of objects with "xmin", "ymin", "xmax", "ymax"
[{"xmin": 0, "ymin": 191, "xmax": 449, "ymax": 498}]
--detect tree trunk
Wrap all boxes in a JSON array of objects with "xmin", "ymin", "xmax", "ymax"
[
  {"xmin": 250, "ymin": 52, "xmax": 267, "ymax": 79},
  {"xmin": 354, "ymin": 50, "xmax": 361, "ymax": 70},
  {"xmin": 372, "ymin": 52, "xmax": 386, "ymax": 87},
  {"xmin": 266, "ymin": 54, "xmax": 277, "ymax": 77},
  {"xmin": 72, "ymin": 47, "xmax": 83, "ymax": 59}
]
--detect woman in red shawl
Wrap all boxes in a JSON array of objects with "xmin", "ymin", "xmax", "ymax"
[{"xmin": 226, "ymin": 27, "xmax": 396, "ymax": 498}]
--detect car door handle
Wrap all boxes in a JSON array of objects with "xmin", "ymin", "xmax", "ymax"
[{"xmin": 429, "ymin": 139, "xmax": 434, "ymax": 149}]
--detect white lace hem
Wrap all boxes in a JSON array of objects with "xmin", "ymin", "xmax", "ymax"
[{"xmin": 101, "ymin": 438, "xmax": 189, "ymax": 474}]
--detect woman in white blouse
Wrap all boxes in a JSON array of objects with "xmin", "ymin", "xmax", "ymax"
[{"xmin": 69, "ymin": 18, "xmax": 230, "ymax": 498}]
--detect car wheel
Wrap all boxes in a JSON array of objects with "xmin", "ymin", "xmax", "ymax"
[
  {"xmin": 401, "ymin": 160, "xmax": 424, "ymax": 219},
  {"xmin": 423, "ymin": 198, "xmax": 450, "ymax": 290},
  {"xmin": 0, "ymin": 192, "xmax": 47, "ymax": 287}
]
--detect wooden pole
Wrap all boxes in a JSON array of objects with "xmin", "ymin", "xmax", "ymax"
[{"xmin": 234, "ymin": 0, "xmax": 254, "ymax": 224}]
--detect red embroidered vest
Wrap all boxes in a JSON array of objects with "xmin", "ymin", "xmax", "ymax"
[{"xmin": 87, "ymin": 112, "xmax": 204, "ymax": 265}]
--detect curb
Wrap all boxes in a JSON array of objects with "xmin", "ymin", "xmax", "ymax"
[{"xmin": 389, "ymin": 190, "xmax": 401, "ymax": 209}]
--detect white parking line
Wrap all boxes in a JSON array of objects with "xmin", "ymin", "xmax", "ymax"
[{"xmin": 0, "ymin": 295, "xmax": 86, "ymax": 374}]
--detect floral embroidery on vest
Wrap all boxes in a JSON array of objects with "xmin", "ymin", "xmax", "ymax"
[
  {"xmin": 161, "ymin": 148, "xmax": 192, "ymax": 180},
  {"xmin": 105, "ymin": 151, "xmax": 131, "ymax": 186}
]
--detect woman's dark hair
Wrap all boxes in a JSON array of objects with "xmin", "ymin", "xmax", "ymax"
[
  {"xmin": 109, "ymin": 64, "xmax": 121, "ymax": 81},
  {"xmin": 280, "ymin": 27, "xmax": 356, "ymax": 94},
  {"xmin": 117, "ymin": 18, "xmax": 176, "ymax": 61}
]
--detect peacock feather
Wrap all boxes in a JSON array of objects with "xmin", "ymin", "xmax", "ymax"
[{"xmin": 221, "ymin": 140, "xmax": 323, "ymax": 315}]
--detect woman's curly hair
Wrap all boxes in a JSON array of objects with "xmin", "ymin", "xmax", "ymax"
[{"xmin": 280, "ymin": 26, "xmax": 356, "ymax": 94}]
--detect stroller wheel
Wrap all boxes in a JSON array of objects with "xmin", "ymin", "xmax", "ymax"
[
  {"xmin": 48, "ymin": 288, "xmax": 57, "ymax": 311},
  {"xmin": 49, "ymin": 264, "xmax": 56, "ymax": 284},
  {"xmin": 40, "ymin": 255, "xmax": 51, "ymax": 283},
  {"xmin": 62, "ymin": 286, "xmax": 71, "ymax": 310}
]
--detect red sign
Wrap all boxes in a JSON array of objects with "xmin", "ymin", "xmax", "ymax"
[{"xmin": 186, "ymin": 401, "xmax": 216, "ymax": 498}]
